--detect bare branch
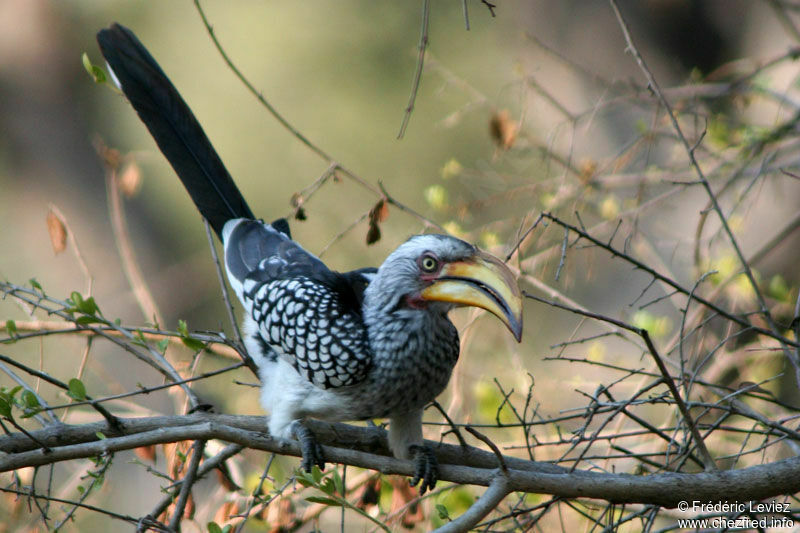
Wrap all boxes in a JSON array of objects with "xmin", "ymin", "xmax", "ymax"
[{"xmin": 397, "ymin": 0, "xmax": 431, "ymax": 139}]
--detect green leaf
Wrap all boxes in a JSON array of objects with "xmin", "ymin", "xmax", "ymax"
[
  {"xmin": 82, "ymin": 52, "xmax": 107, "ymax": 83},
  {"xmin": 0, "ymin": 396, "xmax": 12, "ymax": 418},
  {"xmin": 436, "ymin": 504, "xmax": 451, "ymax": 520},
  {"xmin": 132, "ymin": 329, "xmax": 148, "ymax": 347},
  {"xmin": 177, "ymin": 319, "xmax": 205, "ymax": 351},
  {"xmin": 332, "ymin": 468, "xmax": 344, "ymax": 496},
  {"xmin": 67, "ymin": 378, "xmax": 87, "ymax": 401},
  {"xmin": 295, "ymin": 471, "xmax": 314, "ymax": 488},
  {"xmin": 311, "ymin": 465, "xmax": 323, "ymax": 484},
  {"xmin": 69, "ymin": 291, "xmax": 84, "ymax": 308},
  {"xmin": 21, "ymin": 390, "xmax": 40, "ymax": 409},
  {"xmin": 5, "ymin": 320, "xmax": 17, "ymax": 336},
  {"xmin": 206, "ymin": 522, "xmax": 223, "ymax": 533},
  {"xmin": 305, "ymin": 496, "xmax": 342, "ymax": 506},
  {"xmin": 96, "ymin": 431, "xmax": 107, "ymax": 440},
  {"xmin": 29, "ymin": 278, "xmax": 43, "ymax": 291},
  {"xmin": 75, "ymin": 316, "xmax": 103, "ymax": 326},
  {"xmin": 181, "ymin": 336, "xmax": 205, "ymax": 352},
  {"xmin": 156, "ymin": 338, "xmax": 170, "ymax": 354},
  {"xmin": 221, "ymin": 526, "xmax": 232, "ymax": 533},
  {"xmin": 67, "ymin": 292, "xmax": 100, "ymax": 316},
  {"xmin": 320, "ymin": 478, "xmax": 336, "ymax": 495},
  {"xmin": 20, "ymin": 389, "xmax": 43, "ymax": 416},
  {"xmin": 77, "ymin": 485, "xmax": 85, "ymax": 494}
]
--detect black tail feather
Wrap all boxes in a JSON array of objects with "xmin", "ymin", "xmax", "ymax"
[{"xmin": 96, "ymin": 23, "xmax": 254, "ymax": 237}]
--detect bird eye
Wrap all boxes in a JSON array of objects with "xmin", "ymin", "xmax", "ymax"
[{"xmin": 419, "ymin": 253, "xmax": 439, "ymax": 273}]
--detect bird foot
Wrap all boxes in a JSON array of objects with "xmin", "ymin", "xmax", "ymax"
[
  {"xmin": 291, "ymin": 421, "xmax": 325, "ymax": 472},
  {"xmin": 408, "ymin": 444, "xmax": 438, "ymax": 494}
]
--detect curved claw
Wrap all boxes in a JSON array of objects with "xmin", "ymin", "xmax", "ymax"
[
  {"xmin": 292, "ymin": 422, "xmax": 325, "ymax": 472},
  {"xmin": 408, "ymin": 444, "xmax": 438, "ymax": 494}
]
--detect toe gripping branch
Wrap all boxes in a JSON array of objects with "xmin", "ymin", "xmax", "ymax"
[
  {"xmin": 293, "ymin": 422, "xmax": 325, "ymax": 472},
  {"xmin": 408, "ymin": 444, "xmax": 438, "ymax": 494}
]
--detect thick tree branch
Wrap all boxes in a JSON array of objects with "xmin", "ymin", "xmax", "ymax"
[{"xmin": 1, "ymin": 414, "xmax": 800, "ymax": 508}]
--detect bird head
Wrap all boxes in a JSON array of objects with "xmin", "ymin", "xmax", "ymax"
[{"xmin": 365, "ymin": 234, "xmax": 523, "ymax": 341}]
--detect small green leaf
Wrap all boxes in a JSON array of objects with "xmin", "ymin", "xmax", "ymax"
[
  {"xmin": 75, "ymin": 316, "xmax": 103, "ymax": 326},
  {"xmin": 156, "ymin": 338, "xmax": 170, "ymax": 354},
  {"xmin": 305, "ymin": 496, "xmax": 342, "ymax": 506},
  {"xmin": 181, "ymin": 336, "xmax": 206, "ymax": 352},
  {"xmin": 132, "ymin": 329, "xmax": 148, "ymax": 347},
  {"xmin": 69, "ymin": 291, "xmax": 84, "ymax": 307},
  {"xmin": 77, "ymin": 485, "xmax": 85, "ymax": 494},
  {"xmin": 320, "ymin": 478, "xmax": 336, "ymax": 495},
  {"xmin": 78, "ymin": 296, "xmax": 100, "ymax": 316},
  {"xmin": 311, "ymin": 465, "xmax": 323, "ymax": 484},
  {"xmin": 295, "ymin": 471, "xmax": 314, "ymax": 487},
  {"xmin": 96, "ymin": 431, "xmax": 107, "ymax": 440},
  {"xmin": 436, "ymin": 504, "xmax": 450, "ymax": 520},
  {"xmin": 332, "ymin": 469, "xmax": 344, "ymax": 496},
  {"xmin": 221, "ymin": 526, "xmax": 232, "ymax": 533},
  {"xmin": 29, "ymin": 278, "xmax": 43, "ymax": 291},
  {"xmin": 67, "ymin": 378, "xmax": 87, "ymax": 401},
  {"xmin": 21, "ymin": 390, "xmax": 40, "ymax": 409},
  {"xmin": 81, "ymin": 52, "xmax": 92, "ymax": 74},
  {"xmin": 20, "ymin": 390, "xmax": 43, "ymax": 416},
  {"xmin": 0, "ymin": 396, "xmax": 12, "ymax": 418},
  {"xmin": 177, "ymin": 319, "xmax": 205, "ymax": 351},
  {"xmin": 82, "ymin": 52, "xmax": 107, "ymax": 84},
  {"xmin": 206, "ymin": 522, "xmax": 223, "ymax": 533},
  {"xmin": 5, "ymin": 320, "xmax": 17, "ymax": 336},
  {"xmin": 68, "ymin": 292, "xmax": 100, "ymax": 316}
]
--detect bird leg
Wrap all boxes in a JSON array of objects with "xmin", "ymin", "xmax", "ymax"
[
  {"xmin": 408, "ymin": 444, "xmax": 438, "ymax": 494},
  {"xmin": 388, "ymin": 410, "xmax": 438, "ymax": 493},
  {"xmin": 291, "ymin": 420, "xmax": 325, "ymax": 472}
]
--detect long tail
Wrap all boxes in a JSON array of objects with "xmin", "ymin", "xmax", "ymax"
[{"xmin": 96, "ymin": 23, "xmax": 254, "ymax": 237}]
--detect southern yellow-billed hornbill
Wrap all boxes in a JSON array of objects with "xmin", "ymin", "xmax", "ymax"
[{"xmin": 96, "ymin": 23, "xmax": 523, "ymax": 493}]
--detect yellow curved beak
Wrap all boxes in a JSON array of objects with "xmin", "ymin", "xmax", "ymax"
[{"xmin": 420, "ymin": 250, "xmax": 523, "ymax": 341}]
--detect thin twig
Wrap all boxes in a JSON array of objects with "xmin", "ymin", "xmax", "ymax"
[
  {"xmin": 398, "ymin": 0, "xmax": 431, "ymax": 139},
  {"xmin": 0, "ymin": 318, "xmax": 241, "ymax": 361},
  {"xmin": 431, "ymin": 400, "xmax": 468, "ymax": 448},
  {"xmin": 0, "ymin": 352, "xmax": 120, "ymax": 429},
  {"xmin": 203, "ymin": 219, "xmax": 256, "ymax": 374},
  {"xmin": 41, "ymin": 362, "xmax": 243, "ymax": 412},
  {"xmin": 0, "ymin": 487, "xmax": 168, "ymax": 531},
  {"xmin": 168, "ymin": 439, "xmax": 206, "ymax": 530},
  {"xmin": 464, "ymin": 426, "xmax": 507, "ymax": 472},
  {"xmin": 98, "ymin": 140, "xmax": 163, "ymax": 327}
]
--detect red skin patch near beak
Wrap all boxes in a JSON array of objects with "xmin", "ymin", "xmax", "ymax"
[{"xmin": 405, "ymin": 293, "xmax": 429, "ymax": 310}]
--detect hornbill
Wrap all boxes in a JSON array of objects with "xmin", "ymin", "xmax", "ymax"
[{"xmin": 96, "ymin": 23, "xmax": 523, "ymax": 493}]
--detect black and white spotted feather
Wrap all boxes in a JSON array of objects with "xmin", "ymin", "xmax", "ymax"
[{"xmin": 223, "ymin": 219, "xmax": 375, "ymax": 389}]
